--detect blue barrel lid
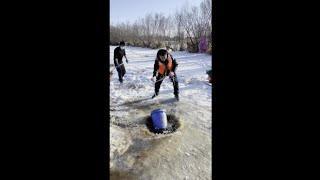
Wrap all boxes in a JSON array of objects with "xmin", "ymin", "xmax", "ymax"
[{"xmin": 151, "ymin": 108, "xmax": 166, "ymax": 115}]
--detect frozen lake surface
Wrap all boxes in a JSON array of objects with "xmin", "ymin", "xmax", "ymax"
[{"xmin": 110, "ymin": 46, "xmax": 213, "ymax": 180}]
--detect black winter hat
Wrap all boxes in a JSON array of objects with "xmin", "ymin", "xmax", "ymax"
[
  {"xmin": 158, "ymin": 49, "xmax": 167, "ymax": 56},
  {"xmin": 120, "ymin": 41, "xmax": 125, "ymax": 46}
]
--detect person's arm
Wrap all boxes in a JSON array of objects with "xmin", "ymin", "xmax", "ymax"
[
  {"xmin": 152, "ymin": 51, "xmax": 160, "ymax": 78},
  {"xmin": 114, "ymin": 48, "xmax": 120, "ymax": 67},
  {"xmin": 153, "ymin": 59, "xmax": 159, "ymax": 77},
  {"xmin": 168, "ymin": 57, "xmax": 178, "ymax": 78},
  {"xmin": 124, "ymin": 50, "xmax": 128, "ymax": 63},
  {"xmin": 172, "ymin": 56, "xmax": 178, "ymax": 72}
]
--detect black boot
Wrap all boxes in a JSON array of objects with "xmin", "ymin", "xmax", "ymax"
[
  {"xmin": 175, "ymin": 94, "xmax": 179, "ymax": 101},
  {"xmin": 152, "ymin": 93, "xmax": 158, "ymax": 99}
]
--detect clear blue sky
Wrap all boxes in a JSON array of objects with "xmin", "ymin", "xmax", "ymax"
[{"xmin": 110, "ymin": 0, "xmax": 203, "ymax": 25}]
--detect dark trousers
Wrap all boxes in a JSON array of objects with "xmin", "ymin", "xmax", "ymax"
[
  {"xmin": 155, "ymin": 74, "xmax": 179, "ymax": 96},
  {"xmin": 116, "ymin": 65, "xmax": 126, "ymax": 83}
]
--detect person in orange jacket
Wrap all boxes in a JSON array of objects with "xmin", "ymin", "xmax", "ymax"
[{"xmin": 151, "ymin": 49, "xmax": 179, "ymax": 101}]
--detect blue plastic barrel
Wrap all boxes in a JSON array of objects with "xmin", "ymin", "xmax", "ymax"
[{"xmin": 151, "ymin": 109, "xmax": 167, "ymax": 129}]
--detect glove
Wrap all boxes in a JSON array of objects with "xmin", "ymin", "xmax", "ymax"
[
  {"xmin": 126, "ymin": 59, "xmax": 128, "ymax": 63},
  {"xmin": 151, "ymin": 77, "xmax": 155, "ymax": 82},
  {"xmin": 116, "ymin": 63, "xmax": 122, "ymax": 68},
  {"xmin": 169, "ymin": 72, "xmax": 175, "ymax": 77}
]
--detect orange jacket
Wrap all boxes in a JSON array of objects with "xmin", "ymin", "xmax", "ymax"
[
  {"xmin": 153, "ymin": 50, "xmax": 178, "ymax": 77},
  {"xmin": 158, "ymin": 55, "xmax": 173, "ymax": 75}
]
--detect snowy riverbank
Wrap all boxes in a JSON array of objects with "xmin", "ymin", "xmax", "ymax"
[{"xmin": 110, "ymin": 46, "xmax": 213, "ymax": 180}]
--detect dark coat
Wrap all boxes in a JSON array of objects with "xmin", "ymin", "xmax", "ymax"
[{"xmin": 113, "ymin": 46, "xmax": 126, "ymax": 65}]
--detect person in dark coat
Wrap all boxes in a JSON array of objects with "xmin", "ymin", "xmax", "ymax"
[
  {"xmin": 113, "ymin": 41, "xmax": 128, "ymax": 83},
  {"xmin": 151, "ymin": 49, "xmax": 179, "ymax": 101},
  {"xmin": 206, "ymin": 69, "xmax": 213, "ymax": 83}
]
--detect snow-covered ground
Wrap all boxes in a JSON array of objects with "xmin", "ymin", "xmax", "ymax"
[{"xmin": 110, "ymin": 46, "xmax": 212, "ymax": 180}]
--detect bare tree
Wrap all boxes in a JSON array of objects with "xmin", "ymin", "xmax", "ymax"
[
  {"xmin": 175, "ymin": 9, "xmax": 185, "ymax": 50},
  {"xmin": 109, "ymin": 0, "xmax": 212, "ymax": 53}
]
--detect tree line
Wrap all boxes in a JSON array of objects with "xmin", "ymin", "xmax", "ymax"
[{"xmin": 110, "ymin": 0, "xmax": 212, "ymax": 53}]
